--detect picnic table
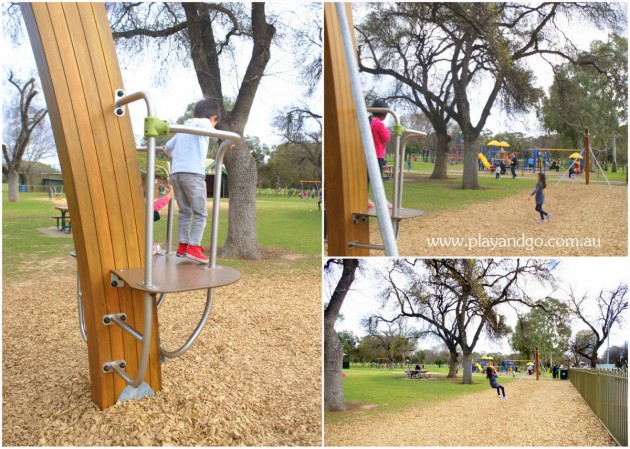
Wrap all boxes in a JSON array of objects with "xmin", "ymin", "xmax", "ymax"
[
  {"xmin": 53, "ymin": 205, "xmax": 72, "ymax": 233},
  {"xmin": 407, "ymin": 369, "xmax": 431, "ymax": 379}
]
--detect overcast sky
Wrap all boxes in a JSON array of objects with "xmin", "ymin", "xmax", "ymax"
[
  {"xmin": 327, "ymin": 258, "xmax": 629, "ymax": 354},
  {"xmin": 355, "ymin": 5, "xmax": 619, "ymax": 137}
]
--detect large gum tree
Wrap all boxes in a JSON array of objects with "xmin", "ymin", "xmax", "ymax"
[{"xmin": 107, "ymin": 2, "xmax": 277, "ymax": 259}]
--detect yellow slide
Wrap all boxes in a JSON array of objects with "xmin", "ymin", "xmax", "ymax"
[
  {"xmin": 475, "ymin": 362, "xmax": 484, "ymax": 372},
  {"xmin": 478, "ymin": 153, "xmax": 493, "ymax": 169}
]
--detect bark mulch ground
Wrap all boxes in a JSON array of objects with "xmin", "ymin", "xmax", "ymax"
[
  {"xmin": 325, "ymin": 378, "xmax": 615, "ymax": 446},
  {"xmin": 369, "ymin": 183, "xmax": 627, "ymax": 256},
  {"xmin": 2, "ymin": 259, "xmax": 322, "ymax": 446}
]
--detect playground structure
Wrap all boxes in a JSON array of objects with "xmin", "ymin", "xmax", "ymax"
[
  {"xmin": 324, "ymin": 3, "xmax": 427, "ymax": 256},
  {"xmin": 22, "ymin": 3, "xmax": 241, "ymax": 409},
  {"xmin": 299, "ymin": 180, "xmax": 321, "ymax": 199},
  {"xmin": 376, "ymin": 358, "xmax": 391, "ymax": 369}
]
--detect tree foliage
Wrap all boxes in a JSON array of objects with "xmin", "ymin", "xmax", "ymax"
[
  {"xmin": 374, "ymin": 258, "xmax": 554, "ymax": 384},
  {"xmin": 540, "ymin": 34, "xmax": 628, "ymax": 168},
  {"xmin": 510, "ymin": 297, "xmax": 572, "ymax": 364},
  {"xmin": 355, "ymin": 2, "xmax": 625, "ymax": 189}
]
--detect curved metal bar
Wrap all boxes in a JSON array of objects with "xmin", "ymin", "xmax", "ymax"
[
  {"xmin": 168, "ymin": 124, "xmax": 242, "ymax": 144},
  {"xmin": 160, "ymin": 288, "xmax": 215, "ymax": 359},
  {"xmin": 156, "ymin": 292, "xmax": 167, "ymax": 309},
  {"xmin": 108, "ymin": 293, "xmax": 154, "ymax": 387},
  {"xmin": 336, "ymin": 3, "xmax": 398, "ymax": 256},
  {"xmin": 77, "ymin": 272, "xmax": 87, "ymax": 342},
  {"xmin": 206, "ymin": 140, "xmax": 236, "ymax": 269},
  {"xmin": 115, "ymin": 90, "xmax": 157, "ymax": 289}
]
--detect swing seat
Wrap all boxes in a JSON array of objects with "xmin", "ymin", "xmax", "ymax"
[{"xmin": 112, "ymin": 255, "xmax": 240, "ymax": 294}]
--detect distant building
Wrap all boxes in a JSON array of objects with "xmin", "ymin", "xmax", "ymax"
[{"xmin": 204, "ymin": 158, "xmax": 228, "ymax": 198}]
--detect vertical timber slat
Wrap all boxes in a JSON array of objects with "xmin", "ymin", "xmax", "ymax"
[
  {"xmin": 324, "ymin": 4, "xmax": 369, "ymax": 256},
  {"xmin": 22, "ymin": 2, "xmax": 161, "ymax": 409}
]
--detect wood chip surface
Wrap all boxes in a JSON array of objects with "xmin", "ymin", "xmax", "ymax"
[
  {"xmin": 325, "ymin": 378, "xmax": 616, "ymax": 446},
  {"xmin": 369, "ymin": 183, "xmax": 627, "ymax": 256},
  {"xmin": 2, "ymin": 260, "xmax": 322, "ymax": 446}
]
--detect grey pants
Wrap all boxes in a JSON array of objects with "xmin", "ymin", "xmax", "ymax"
[{"xmin": 170, "ymin": 173, "xmax": 207, "ymax": 247}]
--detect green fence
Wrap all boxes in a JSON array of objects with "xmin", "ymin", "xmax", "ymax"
[{"xmin": 569, "ymin": 368, "xmax": 627, "ymax": 446}]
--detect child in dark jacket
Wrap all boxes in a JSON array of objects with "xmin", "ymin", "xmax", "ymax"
[
  {"xmin": 529, "ymin": 173, "xmax": 551, "ymax": 222},
  {"xmin": 486, "ymin": 366, "xmax": 507, "ymax": 400}
]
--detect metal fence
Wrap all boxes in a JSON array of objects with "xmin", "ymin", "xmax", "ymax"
[{"xmin": 569, "ymin": 368, "xmax": 627, "ymax": 446}]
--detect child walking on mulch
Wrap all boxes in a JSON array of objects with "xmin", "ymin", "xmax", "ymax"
[
  {"xmin": 486, "ymin": 366, "xmax": 507, "ymax": 400},
  {"xmin": 529, "ymin": 172, "xmax": 551, "ymax": 223}
]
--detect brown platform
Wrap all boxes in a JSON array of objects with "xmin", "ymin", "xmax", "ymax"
[
  {"xmin": 353, "ymin": 207, "xmax": 424, "ymax": 220},
  {"xmin": 112, "ymin": 255, "xmax": 241, "ymax": 294}
]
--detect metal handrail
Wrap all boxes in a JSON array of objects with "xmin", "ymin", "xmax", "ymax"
[
  {"xmin": 336, "ymin": 3, "xmax": 398, "ymax": 256},
  {"xmin": 111, "ymin": 90, "xmax": 241, "ymax": 387}
]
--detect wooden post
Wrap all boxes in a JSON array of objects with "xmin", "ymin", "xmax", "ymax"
[
  {"xmin": 22, "ymin": 3, "xmax": 162, "ymax": 409},
  {"xmin": 584, "ymin": 127, "xmax": 590, "ymax": 185},
  {"xmin": 535, "ymin": 346, "xmax": 540, "ymax": 381},
  {"xmin": 324, "ymin": 3, "xmax": 370, "ymax": 256}
]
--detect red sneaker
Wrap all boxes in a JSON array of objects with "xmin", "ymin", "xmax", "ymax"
[
  {"xmin": 185, "ymin": 245, "xmax": 208, "ymax": 263},
  {"xmin": 176, "ymin": 243, "xmax": 188, "ymax": 257}
]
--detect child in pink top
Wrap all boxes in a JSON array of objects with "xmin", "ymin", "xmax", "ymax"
[{"xmin": 368, "ymin": 100, "xmax": 391, "ymax": 208}]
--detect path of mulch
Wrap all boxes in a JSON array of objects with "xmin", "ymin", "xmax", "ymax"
[
  {"xmin": 370, "ymin": 183, "xmax": 627, "ymax": 256},
  {"xmin": 325, "ymin": 378, "xmax": 616, "ymax": 446},
  {"xmin": 2, "ymin": 260, "xmax": 322, "ymax": 446}
]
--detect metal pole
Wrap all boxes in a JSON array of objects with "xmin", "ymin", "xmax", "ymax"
[
  {"xmin": 584, "ymin": 127, "xmax": 590, "ymax": 185},
  {"xmin": 335, "ymin": 3, "xmax": 398, "ymax": 256},
  {"xmin": 161, "ymin": 289, "xmax": 215, "ymax": 358},
  {"xmin": 165, "ymin": 199, "xmax": 174, "ymax": 254},
  {"xmin": 108, "ymin": 293, "xmax": 154, "ymax": 387},
  {"xmin": 207, "ymin": 141, "xmax": 233, "ymax": 269},
  {"xmin": 535, "ymin": 346, "xmax": 540, "ymax": 381}
]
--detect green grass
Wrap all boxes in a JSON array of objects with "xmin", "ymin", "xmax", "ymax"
[
  {"xmin": 372, "ymin": 172, "xmax": 536, "ymax": 214},
  {"xmin": 2, "ymin": 188, "xmax": 321, "ymax": 278},
  {"xmin": 387, "ymin": 155, "xmax": 629, "ymax": 182},
  {"xmin": 326, "ymin": 365, "xmax": 516, "ymax": 424}
]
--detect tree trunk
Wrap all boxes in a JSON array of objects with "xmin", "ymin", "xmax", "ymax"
[
  {"xmin": 589, "ymin": 353, "xmax": 598, "ymax": 369},
  {"xmin": 324, "ymin": 259, "xmax": 359, "ymax": 411},
  {"xmin": 429, "ymin": 133, "xmax": 451, "ymax": 179},
  {"xmin": 461, "ymin": 351, "xmax": 474, "ymax": 384},
  {"xmin": 461, "ymin": 144, "xmax": 480, "ymax": 190},
  {"xmin": 7, "ymin": 168, "xmax": 20, "ymax": 202},
  {"xmin": 447, "ymin": 350, "xmax": 459, "ymax": 378},
  {"xmin": 324, "ymin": 321, "xmax": 345, "ymax": 411},
  {"xmin": 611, "ymin": 133, "xmax": 617, "ymax": 173},
  {"xmin": 219, "ymin": 143, "xmax": 261, "ymax": 259}
]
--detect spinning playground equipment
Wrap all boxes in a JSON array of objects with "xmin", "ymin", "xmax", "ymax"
[
  {"xmin": 23, "ymin": 3, "xmax": 241, "ymax": 409},
  {"xmin": 324, "ymin": 3, "xmax": 426, "ymax": 256}
]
